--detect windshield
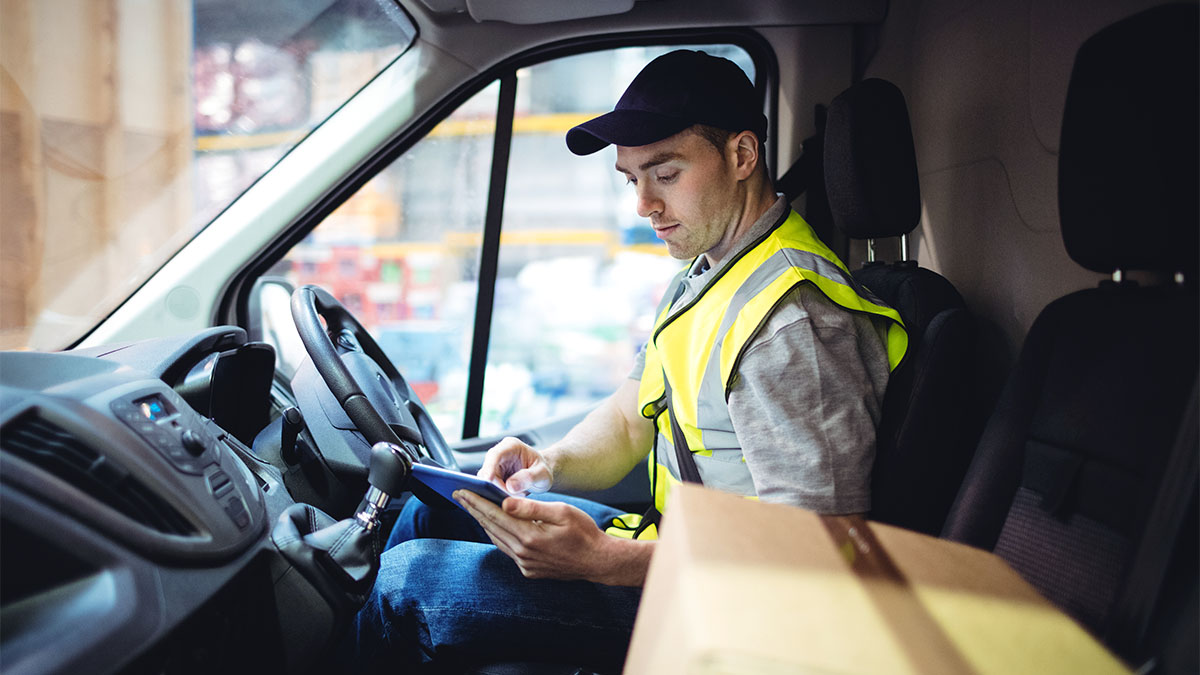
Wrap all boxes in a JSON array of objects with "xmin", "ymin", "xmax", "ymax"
[{"xmin": 0, "ymin": 0, "xmax": 415, "ymax": 351}]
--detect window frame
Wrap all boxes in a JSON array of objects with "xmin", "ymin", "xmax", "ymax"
[{"xmin": 226, "ymin": 29, "xmax": 778, "ymax": 440}]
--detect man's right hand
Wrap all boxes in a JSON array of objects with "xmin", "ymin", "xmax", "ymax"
[{"xmin": 477, "ymin": 436, "xmax": 554, "ymax": 495}]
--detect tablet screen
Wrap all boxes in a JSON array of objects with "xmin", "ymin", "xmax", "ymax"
[{"xmin": 411, "ymin": 462, "xmax": 511, "ymax": 509}]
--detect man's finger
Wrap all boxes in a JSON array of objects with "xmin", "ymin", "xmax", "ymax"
[
  {"xmin": 502, "ymin": 496, "xmax": 567, "ymax": 524},
  {"xmin": 476, "ymin": 436, "xmax": 520, "ymax": 482},
  {"xmin": 505, "ymin": 467, "xmax": 551, "ymax": 495},
  {"xmin": 455, "ymin": 491, "xmax": 529, "ymax": 538},
  {"xmin": 476, "ymin": 522, "xmax": 520, "ymax": 563},
  {"xmin": 454, "ymin": 489, "xmax": 501, "ymax": 521},
  {"xmin": 456, "ymin": 491, "xmax": 525, "ymax": 550}
]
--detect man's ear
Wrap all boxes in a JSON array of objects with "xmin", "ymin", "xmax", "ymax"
[{"xmin": 730, "ymin": 131, "xmax": 760, "ymax": 180}]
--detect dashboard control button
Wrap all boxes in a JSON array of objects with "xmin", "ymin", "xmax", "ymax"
[
  {"xmin": 224, "ymin": 496, "xmax": 250, "ymax": 529},
  {"xmin": 181, "ymin": 428, "xmax": 207, "ymax": 456},
  {"xmin": 208, "ymin": 469, "xmax": 232, "ymax": 497}
]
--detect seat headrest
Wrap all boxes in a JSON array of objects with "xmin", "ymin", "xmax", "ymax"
[
  {"xmin": 824, "ymin": 78, "xmax": 922, "ymax": 240},
  {"xmin": 1059, "ymin": 3, "xmax": 1199, "ymax": 276}
]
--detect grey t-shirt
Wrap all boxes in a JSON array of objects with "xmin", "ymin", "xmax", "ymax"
[{"xmin": 630, "ymin": 196, "xmax": 891, "ymax": 514}]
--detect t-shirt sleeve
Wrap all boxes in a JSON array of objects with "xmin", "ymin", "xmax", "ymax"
[
  {"xmin": 628, "ymin": 340, "xmax": 647, "ymax": 381},
  {"xmin": 727, "ymin": 285, "xmax": 890, "ymax": 515}
]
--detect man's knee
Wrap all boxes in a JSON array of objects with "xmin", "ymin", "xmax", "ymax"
[
  {"xmin": 356, "ymin": 539, "xmax": 492, "ymax": 668},
  {"xmin": 374, "ymin": 539, "xmax": 497, "ymax": 609},
  {"xmin": 387, "ymin": 497, "xmax": 488, "ymax": 548}
]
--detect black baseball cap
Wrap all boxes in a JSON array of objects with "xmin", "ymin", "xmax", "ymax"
[{"xmin": 566, "ymin": 50, "xmax": 767, "ymax": 156}]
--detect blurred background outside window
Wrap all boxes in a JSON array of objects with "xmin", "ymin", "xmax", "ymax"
[
  {"xmin": 0, "ymin": 0, "xmax": 413, "ymax": 349},
  {"xmin": 0, "ymin": 0, "xmax": 756, "ymax": 440},
  {"xmin": 280, "ymin": 45, "xmax": 755, "ymax": 439}
]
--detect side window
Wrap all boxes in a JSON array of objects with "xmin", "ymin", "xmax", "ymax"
[
  {"xmin": 273, "ymin": 43, "xmax": 758, "ymax": 441},
  {"xmin": 280, "ymin": 83, "xmax": 499, "ymax": 440}
]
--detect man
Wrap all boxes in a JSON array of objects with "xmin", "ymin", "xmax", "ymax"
[{"xmin": 349, "ymin": 50, "xmax": 906, "ymax": 672}]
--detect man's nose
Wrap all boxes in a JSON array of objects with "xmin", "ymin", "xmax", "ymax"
[{"xmin": 635, "ymin": 184, "xmax": 663, "ymax": 219}]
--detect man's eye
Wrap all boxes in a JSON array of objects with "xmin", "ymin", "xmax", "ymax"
[
  {"xmin": 656, "ymin": 172, "xmax": 678, "ymax": 184},
  {"xmin": 625, "ymin": 176, "xmax": 637, "ymax": 186}
]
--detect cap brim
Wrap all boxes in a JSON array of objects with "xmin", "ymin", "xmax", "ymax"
[{"xmin": 566, "ymin": 109, "xmax": 693, "ymax": 155}]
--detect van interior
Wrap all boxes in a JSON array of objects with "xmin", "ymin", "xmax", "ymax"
[{"xmin": 0, "ymin": 0, "xmax": 1196, "ymax": 673}]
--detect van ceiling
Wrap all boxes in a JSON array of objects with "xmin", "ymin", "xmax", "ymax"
[
  {"xmin": 403, "ymin": 0, "xmax": 887, "ymax": 71},
  {"xmin": 410, "ymin": 0, "xmax": 887, "ymax": 25}
]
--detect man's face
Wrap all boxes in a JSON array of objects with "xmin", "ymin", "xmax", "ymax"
[{"xmin": 615, "ymin": 129, "xmax": 743, "ymax": 262}]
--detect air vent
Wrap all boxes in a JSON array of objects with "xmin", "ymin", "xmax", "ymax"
[{"xmin": 1, "ymin": 412, "xmax": 197, "ymax": 536}]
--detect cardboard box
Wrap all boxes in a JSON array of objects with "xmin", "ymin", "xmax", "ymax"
[{"xmin": 624, "ymin": 484, "xmax": 1129, "ymax": 674}]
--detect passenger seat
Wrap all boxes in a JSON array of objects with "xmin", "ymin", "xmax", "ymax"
[
  {"xmin": 823, "ymin": 77, "xmax": 979, "ymax": 536},
  {"xmin": 941, "ymin": 4, "xmax": 1199, "ymax": 669}
]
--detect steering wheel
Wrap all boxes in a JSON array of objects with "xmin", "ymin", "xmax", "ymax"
[{"xmin": 289, "ymin": 285, "xmax": 459, "ymax": 473}]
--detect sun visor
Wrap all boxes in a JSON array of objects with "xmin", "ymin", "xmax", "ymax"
[{"xmin": 415, "ymin": 0, "xmax": 635, "ymax": 24}]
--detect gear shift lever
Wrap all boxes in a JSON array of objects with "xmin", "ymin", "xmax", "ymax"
[
  {"xmin": 271, "ymin": 440, "xmax": 417, "ymax": 618},
  {"xmin": 356, "ymin": 441, "xmax": 417, "ymax": 531}
]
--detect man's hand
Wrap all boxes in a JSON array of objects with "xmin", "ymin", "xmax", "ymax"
[
  {"xmin": 454, "ymin": 490, "xmax": 652, "ymax": 587},
  {"xmin": 477, "ymin": 436, "xmax": 553, "ymax": 495},
  {"xmin": 473, "ymin": 380, "xmax": 652, "ymax": 495}
]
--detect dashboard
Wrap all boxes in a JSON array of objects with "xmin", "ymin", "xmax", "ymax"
[{"xmin": 0, "ymin": 327, "xmax": 317, "ymax": 674}]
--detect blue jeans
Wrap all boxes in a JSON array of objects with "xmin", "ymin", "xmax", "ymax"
[{"xmin": 346, "ymin": 493, "xmax": 643, "ymax": 673}]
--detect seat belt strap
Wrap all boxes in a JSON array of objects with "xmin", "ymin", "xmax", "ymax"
[
  {"xmin": 774, "ymin": 106, "xmax": 827, "ymax": 203},
  {"xmin": 656, "ymin": 276, "xmax": 703, "ymax": 484},
  {"xmin": 662, "ymin": 372, "xmax": 703, "ymax": 484},
  {"xmin": 1106, "ymin": 374, "xmax": 1199, "ymax": 654}
]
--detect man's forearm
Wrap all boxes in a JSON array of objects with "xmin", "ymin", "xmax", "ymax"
[
  {"xmin": 593, "ymin": 537, "xmax": 655, "ymax": 587},
  {"xmin": 542, "ymin": 377, "xmax": 653, "ymax": 492}
]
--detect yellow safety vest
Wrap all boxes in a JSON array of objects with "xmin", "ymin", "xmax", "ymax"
[{"xmin": 605, "ymin": 209, "xmax": 907, "ymax": 540}]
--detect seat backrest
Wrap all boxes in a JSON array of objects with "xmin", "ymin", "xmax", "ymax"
[
  {"xmin": 941, "ymin": 4, "xmax": 1199, "ymax": 667},
  {"xmin": 823, "ymin": 78, "xmax": 979, "ymax": 535}
]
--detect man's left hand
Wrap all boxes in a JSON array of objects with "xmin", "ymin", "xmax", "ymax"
[{"xmin": 453, "ymin": 490, "xmax": 651, "ymax": 586}]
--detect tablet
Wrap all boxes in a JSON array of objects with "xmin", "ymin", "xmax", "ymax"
[{"xmin": 411, "ymin": 462, "xmax": 512, "ymax": 509}]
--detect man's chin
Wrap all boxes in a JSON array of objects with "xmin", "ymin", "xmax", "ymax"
[{"xmin": 664, "ymin": 244, "xmax": 693, "ymax": 260}]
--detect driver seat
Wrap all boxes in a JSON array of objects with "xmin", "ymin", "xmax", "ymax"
[{"xmin": 823, "ymin": 77, "xmax": 979, "ymax": 535}]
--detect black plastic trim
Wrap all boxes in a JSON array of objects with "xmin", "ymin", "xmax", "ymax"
[{"xmin": 462, "ymin": 73, "xmax": 518, "ymax": 440}]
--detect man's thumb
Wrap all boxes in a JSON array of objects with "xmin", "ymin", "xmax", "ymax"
[{"xmin": 505, "ymin": 467, "xmax": 550, "ymax": 495}]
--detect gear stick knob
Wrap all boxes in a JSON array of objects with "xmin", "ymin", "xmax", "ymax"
[{"xmin": 355, "ymin": 441, "xmax": 415, "ymax": 532}]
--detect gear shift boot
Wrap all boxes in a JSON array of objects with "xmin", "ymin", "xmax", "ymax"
[{"xmin": 270, "ymin": 441, "xmax": 414, "ymax": 617}]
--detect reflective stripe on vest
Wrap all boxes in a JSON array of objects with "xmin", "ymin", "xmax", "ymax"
[{"xmin": 627, "ymin": 209, "xmax": 907, "ymax": 531}]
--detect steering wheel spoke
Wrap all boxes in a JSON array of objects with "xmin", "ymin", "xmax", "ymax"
[{"xmin": 290, "ymin": 285, "xmax": 459, "ymax": 472}]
